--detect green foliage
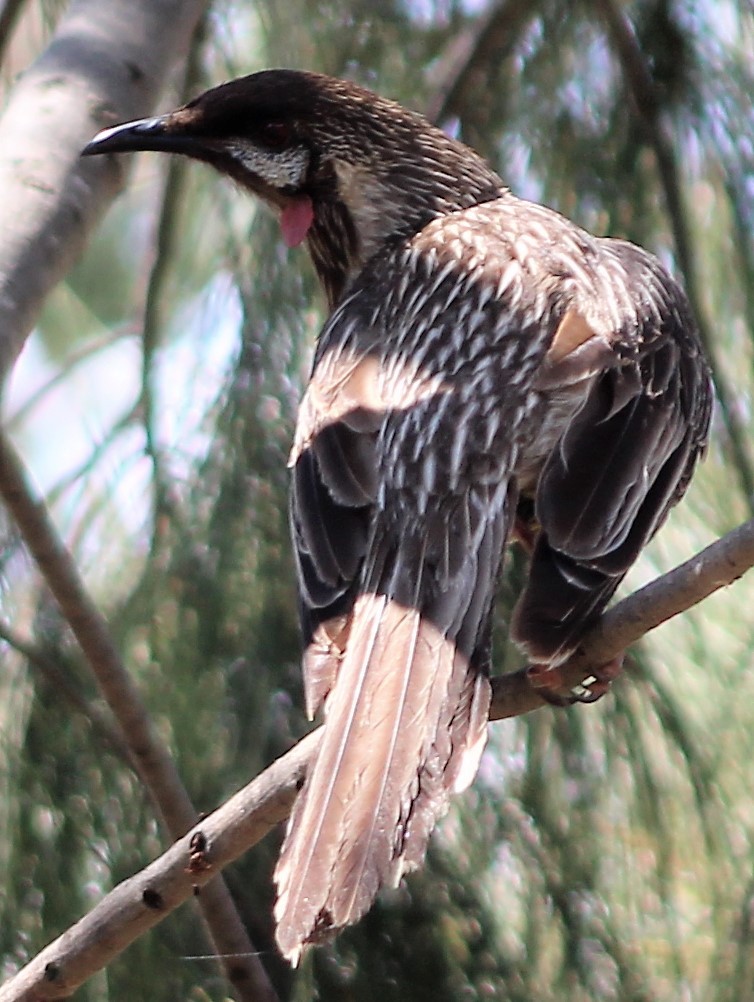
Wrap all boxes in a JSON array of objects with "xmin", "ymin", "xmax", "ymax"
[{"xmin": 2, "ymin": 1, "xmax": 754, "ymax": 1000}]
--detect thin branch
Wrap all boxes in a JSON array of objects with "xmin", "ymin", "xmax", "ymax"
[
  {"xmin": 139, "ymin": 146, "xmax": 189, "ymax": 518},
  {"xmin": 723, "ymin": 175, "xmax": 754, "ymax": 347},
  {"xmin": 3, "ymin": 516, "xmax": 753, "ymax": 1001},
  {"xmin": 43, "ymin": 401, "xmax": 141, "ymax": 511},
  {"xmin": 491, "ymin": 517, "xmax": 754, "ymax": 717},
  {"xmin": 4, "ymin": 326, "xmax": 134, "ymax": 432},
  {"xmin": 139, "ymin": 18, "xmax": 206, "ymax": 528},
  {"xmin": 594, "ymin": 0, "xmax": 754, "ymax": 510},
  {"xmin": 0, "ymin": 431, "xmax": 278, "ymax": 1002}
]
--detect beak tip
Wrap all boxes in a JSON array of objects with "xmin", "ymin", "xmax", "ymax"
[{"xmin": 80, "ymin": 138, "xmax": 103, "ymax": 157}]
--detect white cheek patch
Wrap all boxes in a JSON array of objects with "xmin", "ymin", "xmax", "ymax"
[{"xmin": 226, "ymin": 142, "xmax": 309, "ymax": 188}]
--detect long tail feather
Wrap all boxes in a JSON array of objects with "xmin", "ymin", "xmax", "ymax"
[{"xmin": 273, "ymin": 592, "xmax": 490, "ymax": 964}]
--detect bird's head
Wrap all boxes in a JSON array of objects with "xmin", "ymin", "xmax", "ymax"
[{"xmin": 83, "ymin": 69, "xmax": 503, "ymax": 304}]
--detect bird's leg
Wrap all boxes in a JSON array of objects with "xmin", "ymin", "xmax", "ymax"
[
  {"xmin": 526, "ymin": 654, "xmax": 624, "ymax": 706},
  {"xmin": 512, "ymin": 517, "xmax": 537, "ymax": 554},
  {"xmin": 511, "ymin": 497, "xmax": 539, "ymax": 555}
]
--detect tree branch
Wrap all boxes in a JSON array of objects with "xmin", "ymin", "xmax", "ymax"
[
  {"xmin": 0, "ymin": 730, "xmax": 315, "ymax": 1002},
  {"xmin": 3, "ymin": 515, "xmax": 753, "ymax": 1000},
  {"xmin": 139, "ymin": 18, "xmax": 206, "ymax": 530},
  {"xmin": 0, "ymin": 3, "xmax": 280, "ymax": 995},
  {"xmin": 0, "ymin": 432, "xmax": 278, "ymax": 1002}
]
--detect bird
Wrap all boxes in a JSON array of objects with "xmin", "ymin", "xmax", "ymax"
[{"xmin": 82, "ymin": 69, "xmax": 713, "ymax": 964}]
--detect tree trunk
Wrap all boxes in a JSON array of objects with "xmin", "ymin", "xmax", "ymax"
[{"xmin": 0, "ymin": 0, "xmax": 207, "ymax": 385}]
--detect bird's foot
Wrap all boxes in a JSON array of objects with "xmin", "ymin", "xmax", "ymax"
[
  {"xmin": 511, "ymin": 512, "xmax": 538, "ymax": 554},
  {"xmin": 526, "ymin": 654, "xmax": 624, "ymax": 706}
]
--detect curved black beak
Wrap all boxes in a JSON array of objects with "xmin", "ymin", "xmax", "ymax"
[
  {"xmin": 81, "ymin": 107, "xmax": 285, "ymax": 207},
  {"xmin": 82, "ymin": 115, "xmax": 201, "ymax": 157}
]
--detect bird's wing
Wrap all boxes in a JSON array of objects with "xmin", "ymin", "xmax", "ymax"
[
  {"xmin": 288, "ymin": 304, "xmax": 385, "ymax": 719},
  {"xmin": 512, "ymin": 239, "xmax": 713, "ymax": 662}
]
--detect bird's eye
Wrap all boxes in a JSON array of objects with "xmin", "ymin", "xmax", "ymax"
[{"xmin": 260, "ymin": 121, "xmax": 292, "ymax": 149}]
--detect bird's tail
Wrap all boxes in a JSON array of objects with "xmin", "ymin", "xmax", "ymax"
[{"xmin": 273, "ymin": 588, "xmax": 491, "ymax": 964}]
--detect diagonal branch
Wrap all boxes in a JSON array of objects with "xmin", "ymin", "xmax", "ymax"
[
  {"xmin": 2, "ymin": 514, "xmax": 753, "ymax": 1001},
  {"xmin": 0, "ymin": 431, "xmax": 278, "ymax": 1002},
  {"xmin": 0, "ymin": 730, "xmax": 315, "ymax": 1002}
]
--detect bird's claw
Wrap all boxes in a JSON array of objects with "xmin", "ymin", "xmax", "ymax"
[{"xmin": 527, "ymin": 655, "xmax": 624, "ymax": 706}]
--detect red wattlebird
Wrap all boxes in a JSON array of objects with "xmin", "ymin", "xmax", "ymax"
[{"xmin": 84, "ymin": 69, "xmax": 712, "ymax": 964}]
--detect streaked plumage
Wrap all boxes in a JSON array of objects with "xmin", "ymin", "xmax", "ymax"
[{"xmin": 83, "ymin": 69, "xmax": 712, "ymax": 964}]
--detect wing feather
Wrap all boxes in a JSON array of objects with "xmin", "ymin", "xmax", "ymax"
[{"xmin": 513, "ymin": 242, "xmax": 712, "ymax": 662}]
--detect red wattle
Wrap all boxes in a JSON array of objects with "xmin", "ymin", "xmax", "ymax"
[{"xmin": 280, "ymin": 197, "xmax": 314, "ymax": 248}]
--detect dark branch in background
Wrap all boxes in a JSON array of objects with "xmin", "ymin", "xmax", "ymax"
[
  {"xmin": 140, "ymin": 20, "xmax": 206, "ymax": 530},
  {"xmin": 594, "ymin": 0, "xmax": 754, "ymax": 511},
  {"xmin": 0, "ymin": 618, "xmax": 131, "ymax": 762},
  {"xmin": 140, "ymin": 146, "xmax": 188, "ymax": 519},
  {"xmin": 724, "ymin": 177, "xmax": 754, "ymax": 352},
  {"xmin": 2, "ymin": 517, "xmax": 753, "ymax": 1001},
  {"xmin": 0, "ymin": 432, "xmax": 278, "ymax": 1002},
  {"xmin": 426, "ymin": 0, "xmax": 534, "ymax": 127},
  {"xmin": 0, "ymin": 0, "xmax": 28, "ymax": 66}
]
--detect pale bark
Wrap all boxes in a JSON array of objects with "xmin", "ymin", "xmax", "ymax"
[{"xmin": 0, "ymin": 0, "xmax": 206, "ymax": 384}]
